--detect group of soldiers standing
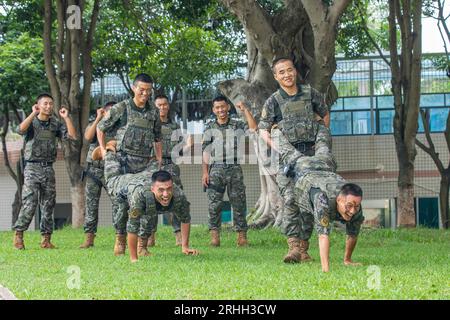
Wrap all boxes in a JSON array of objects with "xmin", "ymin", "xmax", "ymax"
[{"xmin": 12, "ymin": 58, "xmax": 365, "ymax": 271}]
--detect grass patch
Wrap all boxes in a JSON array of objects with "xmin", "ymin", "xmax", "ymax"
[{"xmin": 0, "ymin": 226, "xmax": 449, "ymax": 299}]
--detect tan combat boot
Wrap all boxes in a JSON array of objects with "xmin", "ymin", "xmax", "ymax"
[
  {"xmin": 174, "ymin": 231, "xmax": 182, "ymax": 246},
  {"xmin": 237, "ymin": 231, "xmax": 248, "ymax": 247},
  {"xmin": 283, "ymin": 237, "xmax": 301, "ymax": 263},
  {"xmin": 137, "ymin": 237, "xmax": 152, "ymax": 257},
  {"xmin": 114, "ymin": 234, "xmax": 126, "ymax": 256},
  {"xmin": 13, "ymin": 231, "xmax": 25, "ymax": 250},
  {"xmin": 210, "ymin": 229, "xmax": 220, "ymax": 247},
  {"xmin": 79, "ymin": 233, "xmax": 95, "ymax": 249},
  {"xmin": 299, "ymin": 240, "xmax": 313, "ymax": 262},
  {"xmin": 147, "ymin": 232, "xmax": 156, "ymax": 247},
  {"xmin": 40, "ymin": 233, "xmax": 56, "ymax": 249}
]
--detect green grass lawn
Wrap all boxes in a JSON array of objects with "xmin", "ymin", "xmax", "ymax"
[{"xmin": 0, "ymin": 225, "xmax": 449, "ymax": 299}]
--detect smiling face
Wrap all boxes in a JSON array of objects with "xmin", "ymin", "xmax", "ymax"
[
  {"xmin": 132, "ymin": 81, "xmax": 153, "ymax": 107},
  {"xmin": 37, "ymin": 96, "xmax": 54, "ymax": 117},
  {"xmin": 336, "ymin": 194, "xmax": 362, "ymax": 221},
  {"xmin": 155, "ymin": 97, "xmax": 170, "ymax": 120},
  {"xmin": 151, "ymin": 179, "xmax": 174, "ymax": 207},
  {"xmin": 212, "ymin": 100, "xmax": 230, "ymax": 123},
  {"xmin": 273, "ymin": 59, "xmax": 298, "ymax": 91}
]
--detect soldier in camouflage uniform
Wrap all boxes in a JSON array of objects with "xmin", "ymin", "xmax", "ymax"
[
  {"xmin": 103, "ymin": 147, "xmax": 199, "ymax": 262},
  {"xmin": 202, "ymin": 96, "xmax": 257, "ymax": 247},
  {"xmin": 258, "ymin": 57, "xmax": 330, "ymax": 261},
  {"xmin": 97, "ymin": 73, "xmax": 162, "ymax": 254},
  {"xmin": 147, "ymin": 94, "xmax": 194, "ymax": 247},
  {"xmin": 79, "ymin": 101, "xmax": 118, "ymax": 249},
  {"xmin": 13, "ymin": 93, "xmax": 77, "ymax": 250},
  {"xmin": 291, "ymin": 171, "xmax": 365, "ymax": 272}
]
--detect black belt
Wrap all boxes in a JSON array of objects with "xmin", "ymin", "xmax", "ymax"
[
  {"xmin": 161, "ymin": 158, "xmax": 173, "ymax": 165},
  {"xmin": 291, "ymin": 141, "xmax": 315, "ymax": 153},
  {"xmin": 25, "ymin": 160, "xmax": 54, "ymax": 166},
  {"xmin": 211, "ymin": 161, "xmax": 240, "ymax": 168}
]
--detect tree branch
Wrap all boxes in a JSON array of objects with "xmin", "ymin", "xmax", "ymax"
[
  {"xmin": 445, "ymin": 106, "xmax": 450, "ymax": 153},
  {"xmin": 54, "ymin": 0, "xmax": 65, "ymax": 75},
  {"xmin": 355, "ymin": 0, "xmax": 391, "ymax": 67},
  {"xmin": 43, "ymin": 0, "xmax": 60, "ymax": 104},
  {"xmin": 329, "ymin": 0, "xmax": 352, "ymax": 26},
  {"xmin": 437, "ymin": 0, "xmax": 450, "ymax": 43},
  {"xmin": 296, "ymin": 25, "xmax": 313, "ymax": 68},
  {"xmin": 300, "ymin": 0, "xmax": 325, "ymax": 26},
  {"xmin": 405, "ymin": 0, "xmax": 422, "ymax": 142},
  {"xmin": 221, "ymin": 0, "xmax": 285, "ymax": 65}
]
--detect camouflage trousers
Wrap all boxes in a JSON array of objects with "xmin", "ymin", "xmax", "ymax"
[
  {"xmin": 207, "ymin": 164, "xmax": 247, "ymax": 231},
  {"xmin": 105, "ymin": 152, "xmax": 158, "ymax": 237},
  {"xmin": 14, "ymin": 163, "xmax": 56, "ymax": 234},
  {"xmin": 278, "ymin": 148, "xmax": 315, "ymax": 239},
  {"xmin": 83, "ymin": 164, "xmax": 118, "ymax": 234},
  {"xmin": 160, "ymin": 162, "xmax": 182, "ymax": 233}
]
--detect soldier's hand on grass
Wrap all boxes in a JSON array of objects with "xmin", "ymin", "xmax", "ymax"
[
  {"xmin": 343, "ymin": 260, "xmax": 362, "ymax": 266},
  {"xmin": 59, "ymin": 107, "xmax": 69, "ymax": 119},
  {"xmin": 32, "ymin": 104, "xmax": 40, "ymax": 116},
  {"xmin": 182, "ymin": 247, "xmax": 199, "ymax": 256}
]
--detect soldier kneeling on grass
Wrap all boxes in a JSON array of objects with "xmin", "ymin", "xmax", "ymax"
[{"xmin": 96, "ymin": 141, "xmax": 199, "ymax": 262}]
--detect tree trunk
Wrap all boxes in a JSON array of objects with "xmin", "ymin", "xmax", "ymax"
[
  {"xmin": 389, "ymin": 0, "xmax": 422, "ymax": 228},
  {"xmin": 439, "ymin": 174, "xmax": 449, "ymax": 229},
  {"xmin": 397, "ymin": 183, "xmax": 416, "ymax": 228},
  {"xmin": 70, "ymin": 183, "xmax": 85, "ymax": 227}
]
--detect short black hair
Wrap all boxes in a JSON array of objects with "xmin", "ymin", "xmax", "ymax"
[
  {"xmin": 271, "ymin": 56, "xmax": 295, "ymax": 72},
  {"xmin": 104, "ymin": 101, "xmax": 117, "ymax": 108},
  {"xmin": 212, "ymin": 95, "xmax": 228, "ymax": 105},
  {"xmin": 133, "ymin": 73, "xmax": 153, "ymax": 85},
  {"xmin": 155, "ymin": 94, "xmax": 169, "ymax": 102},
  {"xmin": 151, "ymin": 170, "xmax": 173, "ymax": 183},
  {"xmin": 36, "ymin": 93, "xmax": 53, "ymax": 102},
  {"xmin": 339, "ymin": 183, "xmax": 363, "ymax": 198}
]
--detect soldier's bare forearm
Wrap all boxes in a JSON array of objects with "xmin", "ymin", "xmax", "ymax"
[
  {"xmin": 244, "ymin": 108, "xmax": 257, "ymax": 131},
  {"xmin": 181, "ymin": 222, "xmax": 190, "ymax": 249},
  {"xmin": 259, "ymin": 129, "xmax": 276, "ymax": 151},
  {"xmin": 344, "ymin": 235, "xmax": 358, "ymax": 263},
  {"xmin": 64, "ymin": 117, "xmax": 77, "ymax": 140},
  {"xmin": 323, "ymin": 112, "xmax": 330, "ymax": 128},
  {"xmin": 319, "ymin": 234, "xmax": 330, "ymax": 272},
  {"xmin": 154, "ymin": 141, "xmax": 162, "ymax": 161},
  {"xmin": 97, "ymin": 128, "xmax": 106, "ymax": 150},
  {"xmin": 19, "ymin": 112, "xmax": 37, "ymax": 134},
  {"xmin": 128, "ymin": 233, "xmax": 138, "ymax": 263},
  {"xmin": 84, "ymin": 118, "xmax": 101, "ymax": 141},
  {"xmin": 202, "ymin": 152, "xmax": 210, "ymax": 173}
]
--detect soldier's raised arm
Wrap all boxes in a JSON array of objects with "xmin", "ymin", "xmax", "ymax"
[{"xmin": 18, "ymin": 104, "xmax": 40, "ymax": 135}]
